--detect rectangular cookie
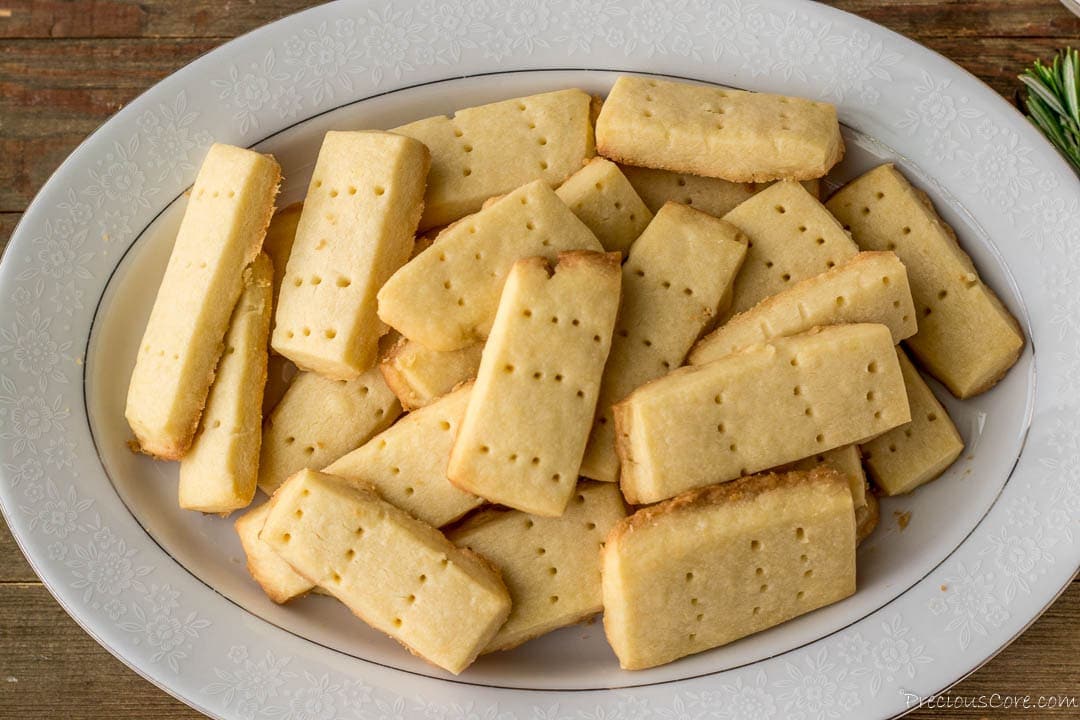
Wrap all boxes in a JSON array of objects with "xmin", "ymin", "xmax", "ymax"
[
  {"xmin": 826, "ymin": 163, "xmax": 1024, "ymax": 398},
  {"xmin": 261, "ymin": 469, "xmax": 511, "ymax": 675},
  {"xmin": 263, "ymin": 202, "xmax": 303, "ymax": 314},
  {"xmin": 780, "ymin": 444, "xmax": 868, "ymax": 511},
  {"xmin": 579, "ymin": 203, "xmax": 748, "ymax": 483},
  {"xmin": 614, "ymin": 324, "xmax": 910, "ymax": 504},
  {"xmin": 235, "ymin": 502, "xmax": 315, "ymax": 603},
  {"xmin": 126, "ymin": 143, "xmax": 280, "ymax": 459},
  {"xmin": 448, "ymin": 481, "xmax": 627, "ymax": 653},
  {"xmin": 257, "ymin": 366, "xmax": 401, "ymax": 495},
  {"xmin": 263, "ymin": 472, "xmax": 511, "ymax": 677},
  {"xmin": 602, "ymin": 467, "xmax": 856, "ymax": 670},
  {"xmin": 448, "ymin": 252, "xmax": 621, "ymax": 516},
  {"xmin": 272, "ymin": 131, "xmax": 429, "ymax": 379},
  {"xmin": 377, "ymin": 180, "xmax": 603, "ymax": 351},
  {"xmin": 555, "ymin": 157, "xmax": 653, "ymax": 254},
  {"xmin": 324, "ymin": 384, "xmax": 484, "ymax": 528},
  {"xmin": 689, "ymin": 251, "xmax": 917, "ymax": 365},
  {"xmin": 379, "ymin": 334, "xmax": 483, "ymax": 411},
  {"xmin": 595, "ymin": 75, "xmax": 844, "ymax": 183},
  {"xmin": 722, "ymin": 180, "xmax": 859, "ymax": 320},
  {"xmin": 393, "ymin": 89, "xmax": 595, "ymax": 231},
  {"xmin": 860, "ymin": 349, "xmax": 964, "ymax": 495},
  {"xmin": 621, "ymin": 164, "xmax": 821, "ymax": 217},
  {"xmin": 179, "ymin": 254, "xmax": 274, "ymax": 513}
]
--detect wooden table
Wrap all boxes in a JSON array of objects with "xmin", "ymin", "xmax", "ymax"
[{"xmin": 1, "ymin": 1, "xmax": 1078, "ymax": 717}]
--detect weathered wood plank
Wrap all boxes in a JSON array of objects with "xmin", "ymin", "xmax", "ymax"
[
  {"xmin": 0, "ymin": 0, "xmax": 306, "ymax": 40},
  {"xmin": 829, "ymin": 0, "xmax": 1080, "ymax": 39},
  {"xmin": 1, "ymin": 1, "xmax": 1077, "ymax": 40}
]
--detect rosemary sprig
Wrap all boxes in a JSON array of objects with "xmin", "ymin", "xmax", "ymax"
[{"xmin": 1019, "ymin": 47, "xmax": 1080, "ymax": 172}]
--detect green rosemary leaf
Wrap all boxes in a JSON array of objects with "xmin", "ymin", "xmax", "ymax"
[{"xmin": 1020, "ymin": 47, "xmax": 1080, "ymax": 172}]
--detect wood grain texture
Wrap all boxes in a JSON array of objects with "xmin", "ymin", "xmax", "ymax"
[{"xmin": 0, "ymin": 1, "xmax": 1078, "ymax": 718}]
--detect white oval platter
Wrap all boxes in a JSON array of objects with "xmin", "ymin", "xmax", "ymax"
[{"xmin": 1, "ymin": 1, "xmax": 1078, "ymax": 719}]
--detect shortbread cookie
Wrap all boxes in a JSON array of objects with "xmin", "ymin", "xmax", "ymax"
[
  {"xmin": 580, "ymin": 203, "xmax": 747, "ymax": 483},
  {"xmin": 263, "ymin": 202, "xmax": 302, "ymax": 313},
  {"xmin": 261, "ymin": 469, "xmax": 511, "ymax": 675},
  {"xmin": 689, "ymin": 251, "xmax": 917, "ymax": 365},
  {"xmin": 379, "ymin": 335, "xmax": 483, "ymax": 411},
  {"xmin": 257, "ymin": 367, "xmax": 400, "ymax": 495},
  {"xmin": 235, "ymin": 502, "xmax": 314, "ymax": 603},
  {"xmin": 393, "ymin": 89, "xmax": 595, "ymax": 231},
  {"xmin": 722, "ymin": 180, "xmax": 859, "ymax": 320},
  {"xmin": 860, "ymin": 349, "xmax": 964, "ymax": 495},
  {"xmin": 621, "ymin": 164, "xmax": 821, "ymax": 217},
  {"xmin": 596, "ymin": 76, "xmax": 844, "ymax": 183},
  {"xmin": 614, "ymin": 324, "xmax": 909, "ymax": 504},
  {"xmin": 826, "ymin": 164, "xmax": 1024, "ymax": 398},
  {"xmin": 324, "ymin": 385, "xmax": 484, "ymax": 527},
  {"xmin": 272, "ymin": 131, "xmax": 429, "ymax": 379},
  {"xmin": 555, "ymin": 157, "xmax": 653, "ymax": 254},
  {"xmin": 378, "ymin": 180, "xmax": 603, "ymax": 351},
  {"xmin": 179, "ymin": 254, "xmax": 273, "ymax": 513},
  {"xmin": 602, "ymin": 467, "xmax": 856, "ymax": 670},
  {"xmin": 780, "ymin": 444, "xmax": 868, "ymax": 511},
  {"xmin": 448, "ymin": 481, "xmax": 627, "ymax": 653},
  {"xmin": 126, "ymin": 143, "xmax": 280, "ymax": 459},
  {"xmin": 856, "ymin": 490, "xmax": 880, "ymax": 545},
  {"xmin": 448, "ymin": 252, "xmax": 621, "ymax": 516}
]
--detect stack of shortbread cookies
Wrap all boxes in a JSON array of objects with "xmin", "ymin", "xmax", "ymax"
[{"xmin": 126, "ymin": 76, "xmax": 1022, "ymax": 674}]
